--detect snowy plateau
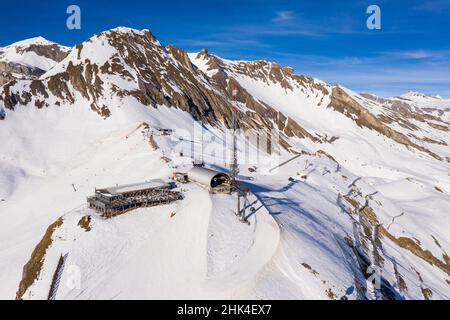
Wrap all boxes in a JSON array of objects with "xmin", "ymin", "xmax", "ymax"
[{"xmin": 0, "ymin": 27, "xmax": 449, "ymax": 300}]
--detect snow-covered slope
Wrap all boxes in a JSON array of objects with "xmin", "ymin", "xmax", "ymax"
[
  {"xmin": 398, "ymin": 91, "xmax": 450, "ymax": 110},
  {"xmin": 355, "ymin": 91, "xmax": 450, "ymax": 162},
  {"xmin": 0, "ymin": 37, "xmax": 68, "ymax": 71},
  {"xmin": 0, "ymin": 28, "xmax": 449, "ymax": 300}
]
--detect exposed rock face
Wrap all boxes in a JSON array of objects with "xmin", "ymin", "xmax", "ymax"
[
  {"xmin": 0, "ymin": 28, "xmax": 321, "ymax": 150},
  {"xmin": 328, "ymin": 86, "xmax": 442, "ymax": 160},
  {"xmin": 0, "ymin": 62, "xmax": 45, "ymax": 86},
  {"xmin": 190, "ymin": 50, "xmax": 324, "ymax": 144},
  {"xmin": 357, "ymin": 89, "xmax": 450, "ymax": 159},
  {"xmin": 0, "ymin": 28, "xmax": 448, "ymax": 161},
  {"xmin": 0, "ymin": 38, "xmax": 69, "ymax": 86},
  {"xmin": 194, "ymin": 49, "xmax": 448, "ymax": 160},
  {"xmin": 362, "ymin": 92, "xmax": 450, "ymax": 132},
  {"xmin": 194, "ymin": 49, "xmax": 330, "ymax": 96},
  {"xmin": 15, "ymin": 43, "xmax": 69, "ymax": 62}
]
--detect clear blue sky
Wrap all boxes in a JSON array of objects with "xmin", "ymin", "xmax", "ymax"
[{"xmin": 1, "ymin": 0, "xmax": 450, "ymax": 97}]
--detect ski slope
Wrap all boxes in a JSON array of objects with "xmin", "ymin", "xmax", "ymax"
[
  {"xmin": 0, "ymin": 99, "xmax": 282, "ymax": 300},
  {"xmin": 1, "ymin": 95, "xmax": 449, "ymax": 300},
  {"xmin": 16, "ymin": 178, "xmax": 280, "ymax": 300}
]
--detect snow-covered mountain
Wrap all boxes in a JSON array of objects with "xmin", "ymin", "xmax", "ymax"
[
  {"xmin": 0, "ymin": 37, "xmax": 69, "ymax": 86},
  {"xmin": 0, "ymin": 27, "xmax": 449, "ymax": 300}
]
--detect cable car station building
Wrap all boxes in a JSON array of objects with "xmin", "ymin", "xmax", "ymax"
[{"xmin": 87, "ymin": 180, "xmax": 182, "ymax": 217}]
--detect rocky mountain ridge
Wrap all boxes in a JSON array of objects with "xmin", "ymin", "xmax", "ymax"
[
  {"xmin": 1, "ymin": 27, "xmax": 449, "ymax": 161},
  {"xmin": 0, "ymin": 37, "xmax": 69, "ymax": 86}
]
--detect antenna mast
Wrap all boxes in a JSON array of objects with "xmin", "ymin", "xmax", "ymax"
[
  {"xmin": 230, "ymin": 84, "xmax": 243, "ymax": 219},
  {"xmin": 201, "ymin": 110, "xmax": 205, "ymax": 165}
]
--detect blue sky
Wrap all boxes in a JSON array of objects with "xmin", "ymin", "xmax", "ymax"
[{"xmin": 1, "ymin": 0, "xmax": 450, "ymax": 97}]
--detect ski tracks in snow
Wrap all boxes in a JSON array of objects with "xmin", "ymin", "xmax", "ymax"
[{"xmin": 204, "ymin": 191, "xmax": 280, "ymax": 298}]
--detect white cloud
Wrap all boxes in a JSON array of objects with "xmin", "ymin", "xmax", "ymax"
[
  {"xmin": 272, "ymin": 11, "xmax": 295, "ymax": 23},
  {"xmin": 380, "ymin": 49, "xmax": 450, "ymax": 60}
]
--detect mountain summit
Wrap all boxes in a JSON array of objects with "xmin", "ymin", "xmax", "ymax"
[{"xmin": 0, "ymin": 36, "xmax": 69, "ymax": 86}]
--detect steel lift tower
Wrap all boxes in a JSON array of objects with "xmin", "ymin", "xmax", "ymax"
[
  {"xmin": 230, "ymin": 84, "xmax": 247, "ymax": 222},
  {"xmin": 200, "ymin": 110, "xmax": 208, "ymax": 167}
]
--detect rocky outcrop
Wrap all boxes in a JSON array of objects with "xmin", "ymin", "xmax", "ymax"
[
  {"xmin": 195, "ymin": 49, "xmax": 329, "ymax": 96},
  {"xmin": 0, "ymin": 62, "xmax": 45, "ymax": 86},
  {"xmin": 363, "ymin": 93, "xmax": 450, "ymax": 132},
  {"xmin": 328, "ymin": 86, "xmax": 442, "ymax": 160},
  {"xmin": 0, "ymin": 28, "xmax": 322, "ymax": 150},
  {"xmin": 0, "ymin": 39, "xmax": 69, "ymax": 86},
  {"xmin": 1, "ymin": 28, "xmax": 447, "ymax": 160},
  {"xmin": 15, "ymin": 43, "xmax": 69, "ymax": 63}
]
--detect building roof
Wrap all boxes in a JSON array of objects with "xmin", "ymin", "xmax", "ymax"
[
  {"xmin": 97, "ymin": 179, "xmax": 168, "ymax": 196},
  {"xmin": 188, "ymin": 167, "xmax": 231, "ymax": 188}
]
